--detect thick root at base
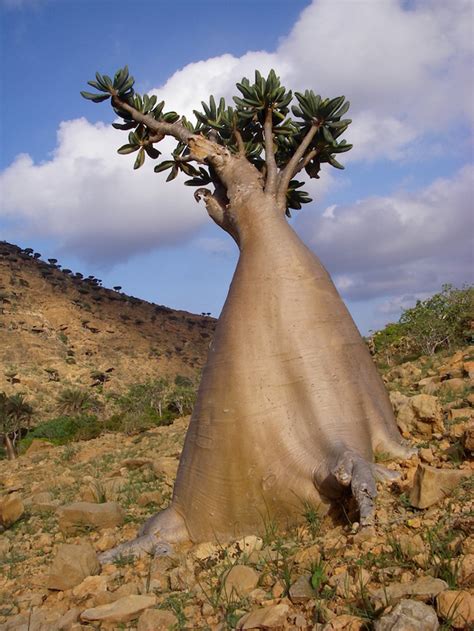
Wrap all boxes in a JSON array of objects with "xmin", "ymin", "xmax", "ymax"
[
  {"xmin": 332, "ymin": 451, "xmax": 401, "ymax": 527},
  {"xmin": 98, "ymin": 534, "xmax": 172, "ymax": 565},
  {"xmin": 98, "ymin": 507, "xmax": 190, "ymax": 565}
]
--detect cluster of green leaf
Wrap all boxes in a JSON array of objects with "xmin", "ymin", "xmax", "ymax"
[
  {"xmin": 371, "ymin": 284, "xmax": 473, "ymax": 366},
  {"xmin": 19, "ymin": 413, "xmax": 101, "ymax": 447},
  {"xmin": 0, "ymin": 392, "xmax": 34, "ymax": 458},
  {"xmin": 82, "ymin": 67, "xmax": 353, "ymax": 214}
]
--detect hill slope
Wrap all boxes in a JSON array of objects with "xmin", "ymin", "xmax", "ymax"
[{"xmin": 0, "ymin": 242, "xmax": 215, "ymax": 417}]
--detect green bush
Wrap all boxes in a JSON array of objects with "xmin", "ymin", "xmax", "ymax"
[
  {"xmin": 371, "ymin": 284, "xmax": 473, "ymax": 366},
  {"xmin": 20, "ymin": 413, "xmax": 101, "ymax": 448}
]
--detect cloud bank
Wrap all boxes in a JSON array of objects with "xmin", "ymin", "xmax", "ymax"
[{"xmin": 300, "ymin": 164, "xmax": 474, "ymax": 301}]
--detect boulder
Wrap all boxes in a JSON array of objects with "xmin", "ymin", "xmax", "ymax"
[
  {"xmin": 289, "ymin": 574, "xmax": 316, "ymax": 603},
  {"xmin": 439, "ymin": 378, "xmax": 470, "ymax": 395},
  {"xmin": 237, "ymin": 603, "xmax": 290, "ymax": 629},
  {"xmin": 0, "ymin": 492, "xmax": 24, "ymax": 528},
  {"xmin": 137, "ymin": 608, "xmax": 178, "ymax": 630},
  {"xmin": 80, "ymin": 594, "xmax": 157, "ymax": 623},
  {"xmin": 48, "ymin": 542, "xmax": 100, "ymax": 590},
  {"xmin": 436, "ymin": 589, "xmax": 474, "ymax": 629},
  {"xmin": 396, "ymin": 395, "xmax": 443, "ymax": 437},
  {"xmin": 374, "ymin": 599, "xmax": 439, "ymax": 631},
  {"xmin": 409, "ymin": 464, "xmax": 471, "ymax": 509},
  {"xmin": 223, "ymin": 564, "xmax": 260, "ymax": 600},
  {"xmin": 369, "ymin": 576, "xmax": 448, "ymax": 609},
  {"xmin": 72, "ymin": 574, "xmax": 108, "ymax": 600},
  {"xmin": 58, "ymin": 501, "xmax": 124, "ymax": 534}
]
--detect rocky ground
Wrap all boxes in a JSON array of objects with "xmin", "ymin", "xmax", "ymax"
[
  {"xmin": 0, "ymin": 242, "xmax": 215, "ymax": 419},
  {"xmin": 0, "ymin": 347, "xmax": 473, "ymax": 630}
]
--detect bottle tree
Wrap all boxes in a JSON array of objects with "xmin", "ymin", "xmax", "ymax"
[{"xmin": 82, "ymin": 68, "xmax": 413, "ymax": 562}]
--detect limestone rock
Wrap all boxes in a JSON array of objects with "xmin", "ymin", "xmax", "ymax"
[
  {"xmin": 224, "ymin": 565, "xmax": 260, "ymax": 600},
  {"xmin": 396, "ymin": 395, "xmax": 443, "ymax": 437},
  {"xmin": 436, "ymin": 589, "xmax": 474, "ymax": 629},
  {"xmin": 151, "ymin": 457, "xmax": 179, "ymax": 479},
  {"xmin": 289, "ymin": 574, "xmax": 316, "ymax": 603},
  {"xmin": 458, "ymin": 554, "xmax": 474, "ymax": 586},
  {"xmin": 0, "ymin": 492, "xmax": 24, "ymax": 527},
  {"xmin": 396, "ymin": 533, "xmax": 426, "ymax": 558},
  {"xmin": 48, "ymin": 542, "xmax": 100, "ymax": 591},
  {"xmin": 237, "ymin": 603, "xmax": 290, "ymax": 629},
  {"xmin": 72, "ymin": 574, "xmax": 108, "ymax": 600},
  {"xmin": 465, "ymin": 425, "xmax": 474, "ymax": 453},
  {"xmin": 80, "ymin": 594, "xmax": 156, "ymax": 623},
  {"xmin": 369, "ymin": 576, "xmax": 448, "ymax": 608},
  {"xmin": 58, "ymin": 501, "xmax": 124, "ymax": 534},
  {"xmin": 409, "ymin": 464, "xmax": 471, "ymax": 508},
  {"xmin": 137, "ymin": 490, "xmax": 163, "ymax": 507},
  {"xmin": 322, "ymin": 615, "xmax": 365, "ymax": 630},
  {"xmin": 439, "ymin": 377, "xmax": 471, "ymax": 394},
  {"xmin": 447, "ymin": 407, "xmax": 473, "ymax": 422},
  {"xmin": 82, "ymin": 477, "xmax": 127, "ymax": 502},
  {"xmin": 137, "ymin": 608, "xmax": 178, "ymax": 630},
  {"xmin": 374, "ymin": 599, "xmax": 439, "ymax": 631},
  {"xmin": 57, "ymin": 607, "xmax": 81, "ymax": 630}
]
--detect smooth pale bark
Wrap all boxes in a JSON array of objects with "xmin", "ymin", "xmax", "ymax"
[{"xmin": 99, "ymin": 190, "xmax": 411, "ymax": 563}]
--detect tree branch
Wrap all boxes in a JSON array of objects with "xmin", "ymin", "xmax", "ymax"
[
  {"xmin": 234, "ymin": 129, "xmax": 246, "ymax": 156},
  {"xmin": 277, "ymin": 122, "xmax": 321, "ymax": 207},
  {"xmin": 112, "ymin": 96, "xmax": 193, "ymax": 144},
  {"xmin": 293, "ymin": 148, "xmax": 319, "ymax": 176},
  {"xmin": 263, "ymin": 108, "xmax": 278, "ymax": 195}
]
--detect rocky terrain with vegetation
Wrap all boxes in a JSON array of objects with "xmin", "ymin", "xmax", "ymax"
[{"xmin": 0, "ymin": 252, "xmax": 472, "ymax": 630}]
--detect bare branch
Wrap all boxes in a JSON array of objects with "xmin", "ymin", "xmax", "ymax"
[
  {"xmin": 277, "ymin": 122, "xmax": 321, "ymax": 208},
  {"xmin": 263, "ymin": 108, "xmax": 278, "ymax": 195},
  {"xmin": 293, "ymin": 148, "xmax": 319, "ymax": 176},
  {"xmin": 112, "ymin": 96, "xmax": 193, "ymax": 144},
  {"xmin": 234, "ymin": 129, "xmax": 246, "ymax": 156}
]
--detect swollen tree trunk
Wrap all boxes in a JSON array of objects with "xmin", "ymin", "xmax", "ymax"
[
  {"xmin": 99, "ymin": 181, "xmax": 412, "ymax": 563},
  {"xmin": 3, "ymin": 434, "xmax": 17, "ymax": 460}
]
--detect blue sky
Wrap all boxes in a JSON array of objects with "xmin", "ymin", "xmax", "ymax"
[{"xmin": 1, "ymin": 0, "xmax": 473, "ymax": 333}]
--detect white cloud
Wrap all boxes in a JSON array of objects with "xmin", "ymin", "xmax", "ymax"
[
  {"xmin": 0, "ymin": 119, "xmax": 206, "ymax": 263},
  {"xmin": 298, "ymin": 165, "xmax": 474, "ymax": 301},
  {"xmin": 0, "ymin": 0, "xmax": 472, "ymax": 267}
]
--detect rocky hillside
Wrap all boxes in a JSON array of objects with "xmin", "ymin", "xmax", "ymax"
[
  {"xmin": 0, "ymin": 346, "xmax": 472, "ymax": 630},
  {"xmin": 0, "ymin": 242, "xmax": 215, "ymax": 418}
]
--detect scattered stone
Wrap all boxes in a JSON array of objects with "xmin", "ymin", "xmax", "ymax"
[
  {"xmin": 374, "ymin": 599, "xmax": 439, "ymax": 631},
  {"xmin": 419, "ymin": 447, "xmax": 435, "ymax": 463},
  {"xmin": 0, "ymin": 534, "xmax": 11, "ymax": 556},
  {"xmin": 396, "ymin": 395, "xmax": 443, "ymax": 436},
  {"xmin": 465, "ymin": 425, "xmax": 474, "ymax": 453},
  {"xmin": 458, "ymin": 554, "xmax": 474, "ymax": 586},
  {"xmin": 137, "ymin": 490, "xmax": 163, "ymax": 506},
  {"xmin": 58, "ymin": 501, "xmax": 125, "ymax": 533},
  {"xmin": 82, "ymin": 477, "xmax": 127, "ymax": 502},
  {"xmin": 409, "ymin": 464, "xmax": 471, "ymax": 508},
  {"xmin": 72, "ymin": 574, "xmax": 108, "ymax": 600},
  {"xmin": 223, "ymin": 565, "xmax": 260, "ymax": 600},
  {"xmin": 322, "ymin": 615, "xmax": 365, "ymax": 630},
  {"xmin": 237, "ymin": 603, "xmax": 290, "ymax": 629},
  {"xmin": 57, "ymin": 607, "xmax": 81, "ymax": 630},
  {"xmin": 151, "ymin": 457, "xmax": 179, "ymax": 479},
  {"xmin": 0, "ymin": 492, "xmax": 24, "ymax": 527},
  {"xmin": 289, "ymin": 574, "xmax": 316, "ymax": 603},
  {"xmin": 48, "ymin": 542, "xmax": 100, "ymax": 591},
  {"xmin": 369, "ymin": 576, "xmax": 448, "ymax": 608},
  {"xmin": 228, "ymin": 534, "xmax": 264, "ymax": 557},
  {"xmin": 137, "ymin": 607, "xmax": 178, "ymax": 630},
  {"xmin": 80, "ymin": 594, "xmax": 156, "ymax": 623},
  {"xmin": 191, "ymin": 540, "xmax": 221, "ymax": 560},
  {"xmin": 396, "ymin": 533, "xmax": 426, "ymax": 558},
  {"xmin": 436, "ymin": 589, "xmax": 474, "ymax": 629},
  {"xmin": 439, "ymin": 378, "xmax": 470, "ymax": 394},
  {"xmin": 448, "ymin": 407, "xmax": 473, "ymax": 421}
]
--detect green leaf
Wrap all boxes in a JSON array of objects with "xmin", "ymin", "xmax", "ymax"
[
  {"xmin": 144, "ymin": 145, "xmax": 161, "ymax": 159},
  {"xmin": 117, "ymin": 144, "xmax": 139, "ymax": 155},
  {"xmin": 154, "ymin": 160, "xmax": 175, "ymax": 173},
  {"xmin": 80, "ymin": 91, "xmax": 110, "ymax": 103},
  {"xmin": 133, "ymin": 147, "xmax": 145, "ymax": 170},
  {"xmin": 112, "ymin": 122, "xmax": 137, "ymax": 131},
  {"xmin": 328, "ymin": 155, "xmax": 345, "ymax": 169},
  {"xmin": 166, "ymin": 164, "xmax": 179, "ymax": 182}
]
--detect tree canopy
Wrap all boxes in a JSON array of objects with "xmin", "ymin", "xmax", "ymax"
[{"xmin": 82, "ymin": 67, "xmax": 352, "ymax": 216}]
